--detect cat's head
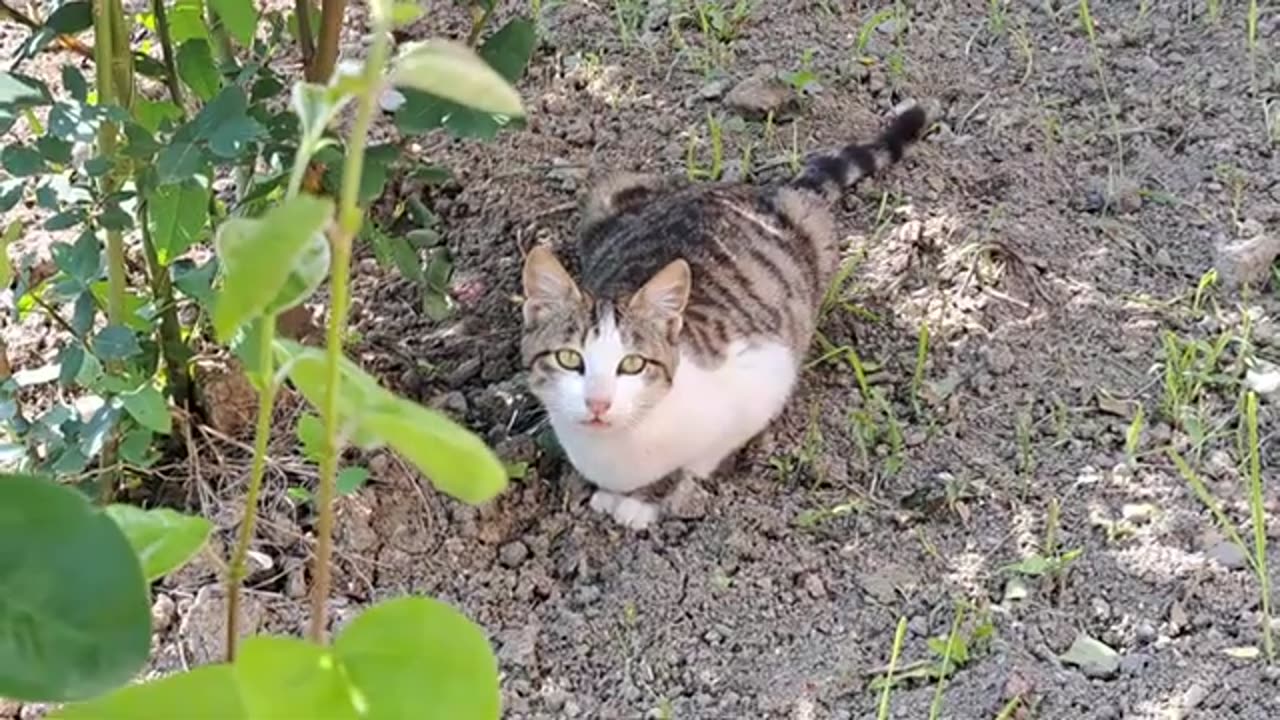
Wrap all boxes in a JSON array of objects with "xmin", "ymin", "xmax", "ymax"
[{"xmin": 520, "ymin": 245, "xmax": 690, "ymax": 432}]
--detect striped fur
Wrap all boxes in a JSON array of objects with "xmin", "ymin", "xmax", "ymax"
[{"xmin": 520, "ymin": 101, "xmax": 931, "ymax": 526}]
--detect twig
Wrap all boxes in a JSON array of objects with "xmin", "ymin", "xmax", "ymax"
[
  {"xmin": 0, "ymin": 0, "xmax": 95, "ymax": 60},
  {"xmin": 294, "ymin": 0, "xmax": 316, "ymax": 73},
  {"xmin": 150, "ymin": 0, "xmax": 185, "ymax": 110}
]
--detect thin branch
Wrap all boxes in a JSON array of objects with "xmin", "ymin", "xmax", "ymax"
[
  {"xmin": 308, "ymin": 0, "xmax": 345, "ymax": 82},
  {"xmin": 150, "ymin": 0, "xmax": 184, "ymax": 109},
  {"xmin": 0, "ymin": 0, "xmax": 95, "ymax": 59},
  {"xmin": 294, "ymin": 0, "xmax": 316, "ymax": 74}
]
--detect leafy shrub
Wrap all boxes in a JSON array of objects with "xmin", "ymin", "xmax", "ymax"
[{"xmin": 0, "ymin": 0, "xmax": 533, "ymax": 715}]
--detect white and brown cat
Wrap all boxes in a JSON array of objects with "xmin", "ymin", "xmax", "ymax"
[{"xmin": 520, "ymin": 102, "xmax": 931, "ymax": 529}]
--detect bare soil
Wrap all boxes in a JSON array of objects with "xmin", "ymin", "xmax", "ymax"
[{"xmin": 5, "ymin": 1, "xmax": 1280, "ymax": 718}]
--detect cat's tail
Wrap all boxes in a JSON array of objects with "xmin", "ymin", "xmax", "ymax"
[{"xmin": 790, "ymin": 100, "xmax": 932, "ymax": 202}]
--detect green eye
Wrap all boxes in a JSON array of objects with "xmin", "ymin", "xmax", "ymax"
[
  {"xmin": 554, "ymin": 349, "xmax": 584, "ymax": 371},
  {"xmin": 617, "ymin": 354, "xmax": 647, "ymax": 375}
]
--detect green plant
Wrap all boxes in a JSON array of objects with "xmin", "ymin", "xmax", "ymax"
[
  {"xmin": 875, "ymin": 616, "xmax": 908, "ymax": 720},
  {"xmin": 1, "ymin": 0, "xmax": 534, "ymax": 714},
  {"xmin": 685, "ymin": 110, "xmax": 725, "ymax": 180},
  {"xmin": 781, "ymin": 48, "xmax": 821, "ymax": 94},
  {"xmin": 1002, "ymin": 498, "xmax": 1083, "ymax": 595},
  {"xmin": 987, "ymin": 0, "xmax": 1007, "ymax": 36},
  {"xmin": 612, "ymin": 0, "xmax": 646, "ymax": 47},
  {"xmin": 1170, "ymin": 391, "xmax": 1273, "ymax": 663},
  {"xmin": 1077, "ymin": 0, "xmax": 1124, "ymax": 171}
]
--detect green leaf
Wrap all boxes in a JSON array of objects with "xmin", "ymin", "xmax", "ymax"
[
  {"xmin": 44, "ymin": 208, "xmax": 85, "ymax": 230},
  {"xmin": 296, "ymin": 412, "xmax": 324, "ymax": 463},
  {"xmin": 234, "ymin": 638, "xmax": 359, "ymax": 720},
  {"xmin": 389, "ymin": 39, "xmax": 525, "ymax": 116},
  {"xmin": 0, "ymin": 220, "xmax": 18, "ymax": 288},
  {"xmin": 209, "ymin": 0, "xmax": 258, "ymax": 46},
  {"xmin": 156, "ymin": 142, "xmax": 207, "ymax": 185},
  {"xmin": 169, "ymin": 0, "xmax": 210, "ymax": 42},
  {"xmin": 148, "ymin": 179, "xmax": 211, "ymax": 264},
  {"xmin": 337, "ymin": 466, "xmax": 369, "ymax": 494},
  {"xmin": 177, "ymin": 40, "xmax": 220, "ymax": 101},
  {"xmin": 172, "ymin": 257, "xmax": 217, "ymax": 307},
  {"xmin": 212, "ymin": 195, "xmax": 333, "ymax": 341},
  {"xmin": 98, "ymin": 202, "xmax": 133, "ymax": 231},
  {"xmin": 80, "ymin": 401, "xmax": 122, "ymax": 458},
  {"xmin": 2, "ymin": 145, "xmax": 46, "ymax": 176},
  {"xmin": 57, "ymin": 343, "xmax": 84, "ymax": 386},
  {"xmin": 36, "ymin": 135, "xmax": 73, "ymax": 164},
  {"xmin": 49, "ymin": 665, "xmax": 246, "ymax": 720},
  {"xmin": 54, "ymin": 230, "xmax": 101, "ymax": 285},
  {"xmin": 275, "ymin": 340, "xmax": 507, "ymax": 504},
  {"xmin": 61, "ymin": 65, "xmax": 87, "ymax": 102},
  {"xmin": 290, "ymin": 82, "xmax": 353, "ymax": 155},
  {"xmin": 335, "ymin": 597, "xmax": 500, "ymax": 719},
  {"xmin": 118, "ymin": 426, "xmax": 155, "ymax": 467},
  {"xmin": 393, "ymin": 18, "xmax": 535, "ymax": 138},
  {"xmin": 44, "ymin": 2, "xmax": 93, "ymax": 34},
  {"xmin": 207, "ymin": 115, "xmax": 264, "ymax": 159},
  {"xmin": 133, "ymin": 99, "xmax": 183, "ymax": 134},
  {"xmin": 0, "ymin": 72, "xmax": 52, "ymax": 110},
  {"xmin": 0, "ymin": 473, "xmax": 151, "ymax": 702},
  {"xmin": 93, "ymin": 325, "xmax": 142, "ymax": 360},
  {"xmin": 103, "ymin": 504, "xmax": 212, "ymax": 581},
  {"xmin": 120, "ymin": 384, "xmax": 172, "ymax": 434}
]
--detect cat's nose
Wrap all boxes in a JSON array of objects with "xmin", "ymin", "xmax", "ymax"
[{"xmin": 585, "ymin": 398, "xmax": 612, "ymax": 416}]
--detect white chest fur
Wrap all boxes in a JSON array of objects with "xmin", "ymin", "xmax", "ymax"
[{"xmin": 551, "ymin": 340, "xmax": 798, "ymax": 493}]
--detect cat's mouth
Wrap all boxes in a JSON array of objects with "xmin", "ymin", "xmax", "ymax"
[{"xmin": 580, "ymin": 418, "xmax": 612, "ymax": 429}]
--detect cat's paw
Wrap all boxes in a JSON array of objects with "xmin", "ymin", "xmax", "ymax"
[
  {"xmin": 610, "ymin": 497, "xmax": 660, "ymax": 530},
  {"xmin": 589, "ymin": 490, "xmax": 660, "ymax": 530}
]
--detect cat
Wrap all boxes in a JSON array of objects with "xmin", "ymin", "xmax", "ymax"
[{"xmin": 520, "ymin": 100, "xmax": 932, "ymax": 529}]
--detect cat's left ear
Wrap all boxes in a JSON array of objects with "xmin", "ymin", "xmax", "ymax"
[
  {"xmin": 522, "ymin": 245, "xmax": 582, "ymax": 324},
  {"xmin": 629, "ymin": 259, "xmax": 690, "ymax": 337}
]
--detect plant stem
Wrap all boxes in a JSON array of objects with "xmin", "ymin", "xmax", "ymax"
[
  {"xmin": 295, "ymin": 0, "xmax": 317, "ymax": 72},
  {"xmin": 308, "ymin": 6, "xmax": 390, "ymax": 644},
  {"xmin": 150, "ymin": 0, "xmax": 185, "ymax": 110},
  {"xmin": 226, "ymin": 317, "xmax": 277, "ymax": 661},
  {"xmin": 139, "ymin": 202, "xmax": 193, "ymax": 407},
  {"xmin": 309, "ymin": 0, "xmax": 346, "ymax": 82},
  {"xmin": 93, "ymin": 0, "xmax": 129, "ymax": 504}
]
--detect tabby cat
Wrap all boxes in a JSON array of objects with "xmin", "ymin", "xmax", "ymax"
[{"xmin": 521, "ymin": 101, "xmax": 931, "ymax": 529}]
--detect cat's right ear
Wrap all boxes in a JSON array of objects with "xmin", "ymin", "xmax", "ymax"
[{"xmin": 522, "ymin": 246, "xmax": 581, "ymax": 324}]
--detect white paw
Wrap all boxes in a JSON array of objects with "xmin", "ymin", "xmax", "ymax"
[
  {"xmin": 589, "ymin": 490, "xmax": 622, "ymax": 515},
  {"xmin": 610, "ymin": 497, "xmax": 659, "ymax": 530}
]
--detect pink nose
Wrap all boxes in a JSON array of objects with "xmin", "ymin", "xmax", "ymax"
[{"xmin": 586, "ymin": 398, "xmax": 611, "ymax": 416}]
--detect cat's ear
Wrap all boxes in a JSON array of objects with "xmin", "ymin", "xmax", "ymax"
[
  {"xmin": 522, "ymin": 245, "xmax": 581, "ymax": 324},
  {"xmin": 629, "ymin": 259, "xmax": 690, "ymax": 337}
]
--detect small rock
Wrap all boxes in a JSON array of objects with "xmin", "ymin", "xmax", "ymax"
[
  {"xmin": 1059, "ymin": 633, "xmax": 1120, "ymax": 680},
  {"xmin": 982, "ymin": 344, "xmax": 1015, "ymax": 375},
  {"xmin": 497, "ymin": 624, "xmax": 540, "ymax": 668},
  {"xmin": 1205, "ymin": 540, "xmax": 1249, "ymax": 570},
  {"xmin": 446, "ymin": 357, "xmax": 482, "ymax": 387},
  {"xmin": 803, "ymin": 573, "xmax": 826, "ymax": 599},
  {"xmin": 699, "ymin": 78, "xmax": 729, "ymax": 100},
  {"xmin": 1135, "ymin": 622, "xmax": 1157, "ymax": 644},
  {"xmin": 724, "ymin": 66, "xmax": 799, "ymax": 120},
  {"xmin": 151, "ymin": 593, "xmax": 177, "ymax": 632},
  {"xmin": 431, "ymin": 391, "xmax": 469, "ymax": 417},
  {"xmin": 1216, "ymin": 231, "xmax": 1280, "ymax": 289},
  {"xmin": 499, "ymin": 540, "xmax": 530, "ymax": 568},
  {"xmin": 1090, "ymin": 597, "xmax": 1112, "ymax": 622},
  {"xmin": 1119, "ymin": 652, "xmax": 1152, "ymax": 676}
]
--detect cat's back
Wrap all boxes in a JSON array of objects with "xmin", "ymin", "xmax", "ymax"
[{"xmin": 577, "ymin": 178, "xmax": 836, "ymax": 359}]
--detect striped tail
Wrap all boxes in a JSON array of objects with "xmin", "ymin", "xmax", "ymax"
[{"xmin": 791, "ymin": 100, "xmax": 930, "ymax": 201}]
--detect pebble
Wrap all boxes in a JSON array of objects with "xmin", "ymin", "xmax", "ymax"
[
  {"xmin": 1119, "ymin": 652, "xmax": 1152, "ymax": 676},
  {"xmin": 151, "ymin": 593, "xmax": 177, "ymax": 632},
  {"xmin": 499, "ymin": 540, "xmax": 530, "ymax": 568},
  {"xmin": 1135, "ymin": 622, "xmax": 1157, "ymax": 645},
  {"xmin": 803, "ymin": 573, "xmax": 827, "ymax": 599},
  {"xmin": 1205, "ymin": 540, "xmax": 1249, "ymax": 571},
  {"xmin": 724, "ymin": 66, "xmax": 799, "ymax": 120}
]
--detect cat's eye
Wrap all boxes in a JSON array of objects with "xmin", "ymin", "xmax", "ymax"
[
  {"xmin": 554, "ymin": 349, "xmax": 584, "ymax": 372},
  {"xmin": 617, "ymin": 354, "xmax": 647, "ymax": 375}
]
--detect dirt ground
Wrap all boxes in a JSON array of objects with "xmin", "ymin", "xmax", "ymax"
[{"xmin": 5, "ymin": 1, "xmax": 1280, "ymax": 718}]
